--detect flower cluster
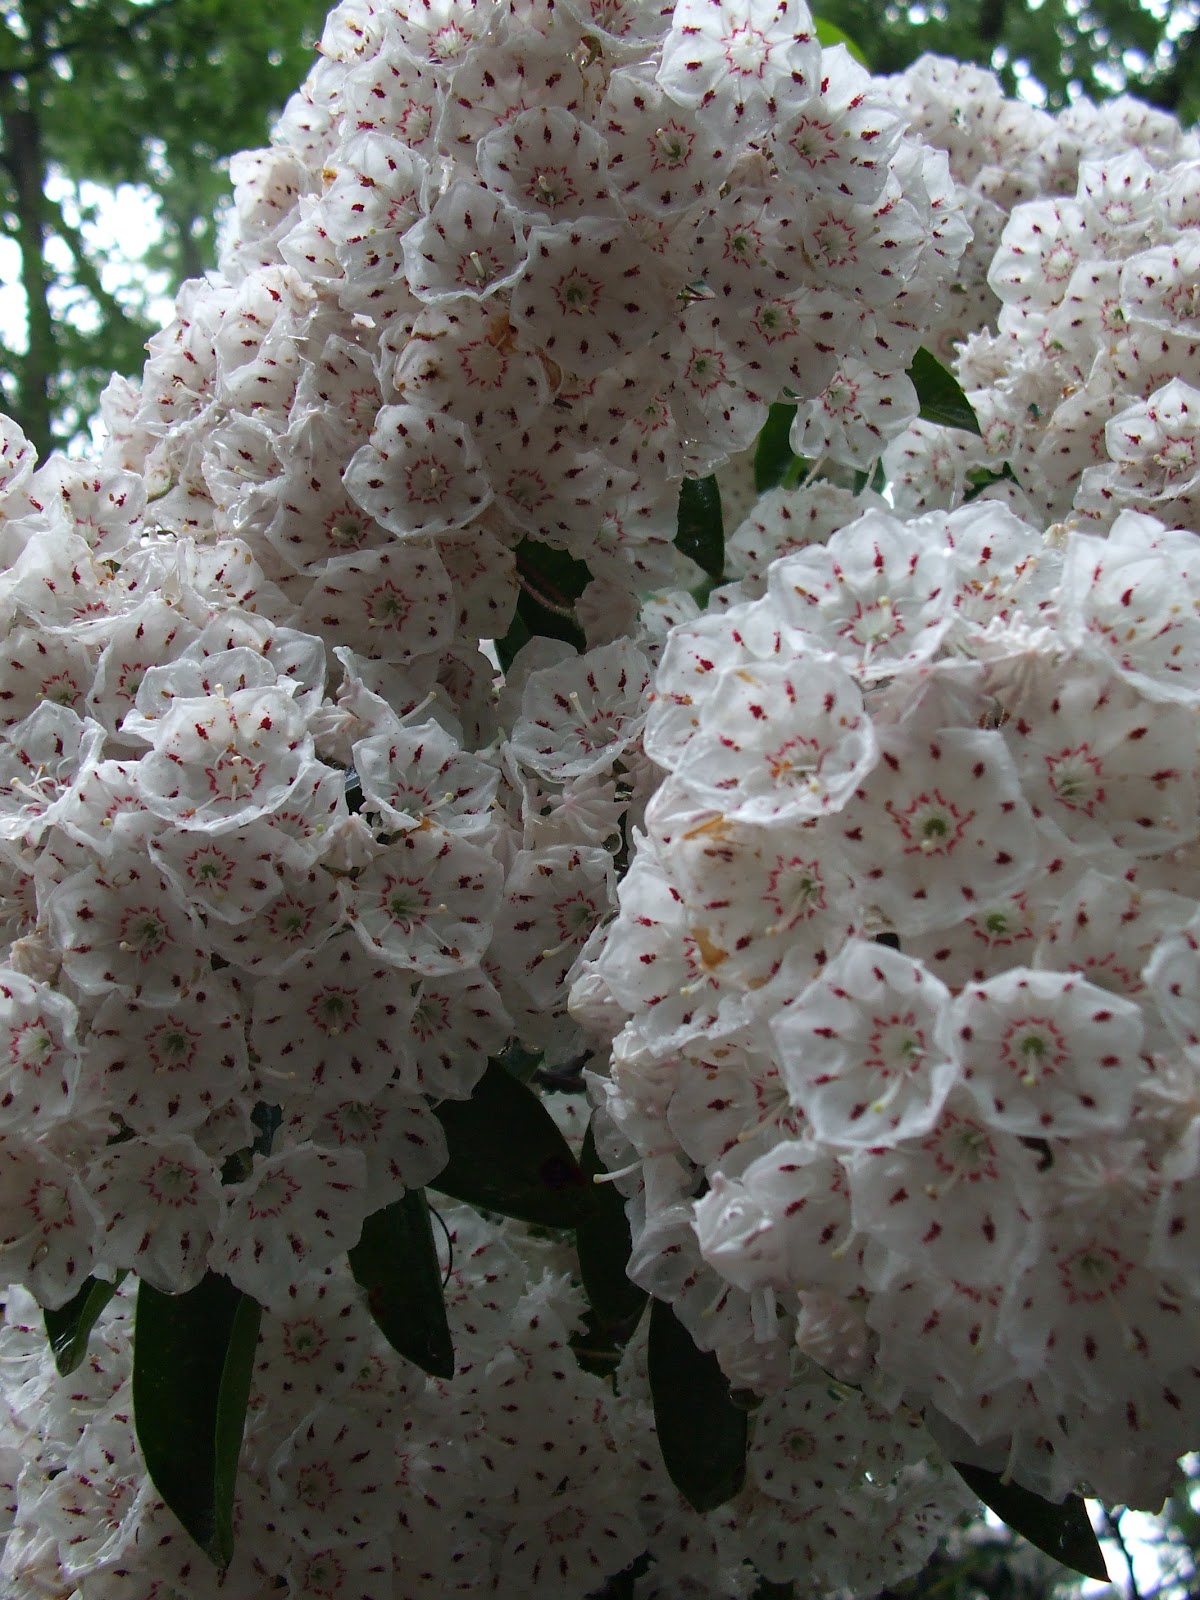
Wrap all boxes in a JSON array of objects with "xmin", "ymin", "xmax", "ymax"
[
  {"xmin": 877, "ymin": 65, "xmax": 1200, "ymax": 532},
  {"xmin": 0, "ymin": 410, "xmax": 690, "ymax": 1312},
  {"xmin": 0, "ymin": 0, "xmax": 975, "ymax": 1325},
  {"xmin": 98, "ymin": 0, "xmax": 967, "ymax": 603},
  {"xmin": 0, "ymin": 1182, "xmax": 970, "ymax": 1599},
  {"xmin": 573, "ymin": 495, "xmax": 1200, "ymax": 1510},
  {"xmin": 887, "ymin": 54, "xmax": 1199, "ymax": 362},
  {"xmin": 8, "ymin": 0, "xmax": 1200, "ymax": 1590}
]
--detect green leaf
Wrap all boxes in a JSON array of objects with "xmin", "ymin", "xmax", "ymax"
[
  {"xmin": 494, "ymin": 606, "xmax": 532, "ymax": 674},
  {"xmin": 211, "ymin": 1290, "xmax": 262, "ymax": 1560},
  {"xmin": 647, "ymin": 1298, "xmax": 747, "ymax": 1513},
  {"xmin": 503, "ymin": 536, "xmax": 590, "ymax": 656},
  {"xmin": 349, "ymin": 1189, "xmax": 455, "ymax": 1379},
  {"xmin": 963, "ymin": 460, "xmax": 1020, "ymax": 502},
  {"xmin": 43, "ymin": 1273, "xmax": 124, "ymax": 1375},
  {"xmin": 907, "ymin": 346, "xmax": 982, "ymax": 436},
  {"xmin": 576, "ymin": 1119, "xmax": 648, "ymax": 1337},
  {"xmin": 754, "ymin": 401, "xmax": 800, "ymax": 493},
  {"xmin": 133, "ymin": 1273, "xmax": 262, "ymax": 1569},
  {"xmin": 953, "ymin": 1463, "xmax": 1109, "ymax": 1582},
  {"xmin": 432, "ymin": 1061, "xmax": 590, "ymax": 1228},
  {"xmin": 813, "ymin": 16, "xmax": 869, "ymax": 66},
  {"xmin": 495, "ymin": 1039, "xmax": 545, "ymax": 1083},
  {"xmin": 585, "ymin": 1552, "xmax": 653, "ymax": 1598},
  {"xmin": 675, "ymin": 476, "xmax": 725, "ymax": 581}
]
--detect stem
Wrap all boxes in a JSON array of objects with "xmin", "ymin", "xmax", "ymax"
[
  {"xmin": 41, "ymin": 190, "xmax": 138, "ymax": 326},
  {"xmin": 1101, "ymin": 1506, "xmax": 1142, "ymax": 1600}
]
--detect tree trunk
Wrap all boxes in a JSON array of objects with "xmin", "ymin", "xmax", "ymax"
[{"xmin": 0, "ymin": 54, "xmax": 56, "ymax": 457}]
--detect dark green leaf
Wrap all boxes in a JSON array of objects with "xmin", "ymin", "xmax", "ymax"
[
  {"xmin": 647, "ymin": 1298, "xmax": 747, "ymax": 1513},
  {"xmin": 584, "ymin": 1551, "xmax": 653, "ymax": 1599},
  {"xmin": 349, "ymin": 1189, "xmax": 455, "ymax": 1379},
  {"xmin": 432, "ymin": 1061, "xmax": 590, "ymax": 1228},
  {"xmin": 134, "ymin": 1273, "xmax": 262, "ymax": 1569},
  {"xmin": 953, "ymin": 1462, "xmax": 1109, "ymax": 1582},
  {"xmin": 211, "ymin": 1291, "xmax": 263, "ymax": 1562},
  {"xmin": 494, "ymin": 606, "xmax": 532, "ymax": 674},
  {"xmin": 813, "ymin": 16, "xmax": 869, "ymax": 65},
  {"xmin": 496, "ymin": 1040, "xmax": 545, "ymax": 1083},
  {"xmin": 43, "ymin": 1273, "xmax": 124, "ymax": 1375},
  {"xmin": 504, "ymin": 536, "xmax": 590, "ymax": 654},
  {"xmin": 907, "ymin": 346, "xmax": 982, "ymax": 436},
  {"xmin": 675, "ymin": 476, "xmax": 725, "ymax": 581},
  {"xmin": 576, "ymin": 1120, "xmax": 648, "ymax": 1337},
  {"xmin": 754, "ymin": 402, "xmax": 800, "ymax": 492},
  {"xmin": 963, "ymin": 460, "xmax": 1020, "ymax": 502}
]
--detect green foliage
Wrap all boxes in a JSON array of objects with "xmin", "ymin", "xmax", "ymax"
[
  {"xmin": 675, "ymin": 474, "xmax": 726, "ymax": 581},
  {"xmin": 952, "ymin": 1463, "xmax": 1110, "ymax": 1583},
  {"xmin": 499, "ymin": 536, "xmax": 591, "ymax": 662},
  {"xmin": 132, "ymin": 1272, "xmax": 262, "ymax": 1570},
  {"xmin": 42, "ymin": 1273, "xmax": 124, "ymax": 1374},
  {"xmin": 909, "ymin": 346, "xmax": 983, "ymax": 435},
  {"xmin": 647, "ymin": 1296, "xmax": 748, "ymax": 1513},
  {"xmin": 813, "ymin": 15, "xmax": 868, "ymax": 67},
  {"xmin": 576, "ymin": 1121, "xmax": 648, "ymax": 1337},
  {"xmin": 753, "ymin": 401, "xmax": 802, "ymax": 492},
  {"xmin": 432, "ymin": 1060, "xmax": 592, "ymax": 1228},
  {"xmin": 349, "ymin": 1189, "xmax": 455, "ymax": 1379}
]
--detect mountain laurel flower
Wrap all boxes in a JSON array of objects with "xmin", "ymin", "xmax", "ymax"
[
  {"xmin": 773, "ymin": 939, "xmax": 959, "ymax": 1148},
  {"xmin": 348, "ymin": 823, "xmax": 503, "ymax": 975},
  {"xmin": 950, "ymin": 968, "xmax": 1147, "ymax": 1136},
  {"xmin": 343, "ymin": 405, "xmax": 494, "ymax": 539},
  {"xmin": 134, "ymin": 687, "xmax": 319, "ymax": 833},
  {"xmin": 208, "ymin": 1143, "xmax": 369, "ymax": 1307}
]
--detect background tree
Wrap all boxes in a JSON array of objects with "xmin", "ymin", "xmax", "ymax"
[
  {"xmin": 818, "ymin": 0, "xmax": 1200, "ymax": 122},
  {"xmin": 0, "ymin": 0, "xmax": 328, "ymax": 456}
]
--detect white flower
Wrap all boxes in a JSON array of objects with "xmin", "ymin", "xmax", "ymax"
[
  {"xmin": 210, "ymin": 1143, "xmax": 369, "ymax": 1306},
  {"xmin": 951, "ymin": 967, "xmax": 1147, "ymax": 1136},
  {"xmin": 773, "ymin": 939, "xmax": 959, "ymax": 1148}
]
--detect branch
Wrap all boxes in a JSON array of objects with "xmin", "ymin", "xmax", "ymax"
[
  {"xmin": 1100, "ymin": 1507, "xmax": 1142, "ymax": 1600},
  {"xmin": 40, "ymin": 189, "xmax": 139, "ymax": 328}
]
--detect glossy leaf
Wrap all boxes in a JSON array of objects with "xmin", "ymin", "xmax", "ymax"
[
  {"xmin": 576, "ymin": 1119, "xmax": 648, "ymax": 1336},
  {"xmin": 908, "ymin": 345, "xmax": 982, "ymax": 435},
  {"xmin": 675, "ymin": 475, "xmax": 725, "ymax": 580},
  {"xmin": 133, "ymin": 1273, "xmax": 262, "ymax": 1569},
  {"xmin": 754, "ymin": 401, "xmax": 801, "ymax": 492},
  {"xmin": 963, "ymin": 460, "xmax": 1020, "ymax": 502},
  {"xmin": 211, "ymin": 1290, "xmax": 263, "ymax": 1559},
  {"xmin": 953, "ymin": 1462, "xmax": 1109, "ymax": 1582},
  {"xmin": 43, "ymin": 1273, "xmax": 124, "ymax": 1375},
  {"xmin": 432, "ymin": 1061, "xmax": 590, "ymax": 1228},
  {"xmin": 647, "ymin": 1297, "xmax": 747, "ymax": 1513},
  {"xmin": 349, "ymin": 1189, "xmax": 455, "ymax": 1379},
  {"xmin": 504, "ymin": 535, "xmax": 590, "ymax": 656},
  {"xmin": 813, "ymin": 16, "xmax": 869, "ymax": 66}
]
